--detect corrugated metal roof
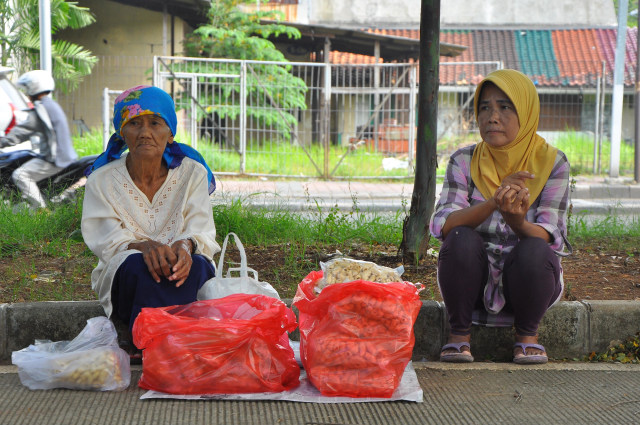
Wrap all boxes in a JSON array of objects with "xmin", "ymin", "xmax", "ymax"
[
  {"xmin": 338, "ymin": 28, "xmax": 639, "ymax": 88},
  {"xmin": 267, "ymin": 22, "xmax": 465, "ymax": 60}
]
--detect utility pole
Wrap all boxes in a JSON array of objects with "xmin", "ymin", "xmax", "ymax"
[
  {"xmin": 635, "ymin": 6, "xmax": 640, "ymax": 182},
  {"xmin": 400, "ymin": 0, "xmax": 440, "ymax": 261},
  {"xmin": 610, "ymin": 0, "xmax": 628, "ymax": 178},
  {"xmin": 39, "ymin": 0, "xmax": 52, "ymax": 72}
]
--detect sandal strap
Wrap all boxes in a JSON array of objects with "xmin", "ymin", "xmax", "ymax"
[
  {"xmin": 441, "ymin": 342, "xmax": 471, "ymax": 353},
  {"xmin": 514, "ymin": 342, "xmax": 546, "ymax": 355}
]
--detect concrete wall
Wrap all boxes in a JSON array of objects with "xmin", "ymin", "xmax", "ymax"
[
  {"xmin": 298, "ymin": 0, "xmax": 617, "ymax": 28},
  {"xmin": 54, "ymin": 0, "xmax": 191, "ymax": 129},
  {"xmin": 441, "ymin": 0, "xmax": 617, "ymax": 28},
  {"xmin": 56, "ymin": 0, "xmax": 188, "ymax": 58},
  {"xmin": 302, "ymin": 0, "xmax": 420, "ymax": 27}
]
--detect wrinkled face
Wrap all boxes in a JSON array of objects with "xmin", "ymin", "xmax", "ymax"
[
  {"xmin": 122, "ymin": 114, "xmax": 173, "ymax": 160},
  {"xmin": 477, "ymin": 83, "xmax": 520, "ymax": 148}
]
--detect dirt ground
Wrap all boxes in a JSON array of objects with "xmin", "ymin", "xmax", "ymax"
[
  {"xmin": 1, "ymin": 240, "xmax": 639, "ymax": 303},
  {"xmin": 237, "ymin": 241, "xmax": 640, "ymax": 302}
]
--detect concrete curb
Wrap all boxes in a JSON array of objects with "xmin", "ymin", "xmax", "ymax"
[{"xmin": 2, "ymin": 300, "xmax": 639, "ymax": 364}]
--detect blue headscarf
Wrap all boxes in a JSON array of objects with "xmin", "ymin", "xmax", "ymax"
[{"xmin": 87, "ymin": 85, "xmax": 216, "ymax": 194}]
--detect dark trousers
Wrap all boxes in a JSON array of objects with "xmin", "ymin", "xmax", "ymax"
[
  {"xmin": 437, "ymin": 226, "xmax": 562, "ymax": 337},
  {"xmin": 111, "ymin": 253, "xmax": 216, "ymax": 332}
]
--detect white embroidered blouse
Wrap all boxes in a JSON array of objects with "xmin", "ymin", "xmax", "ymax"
[{"xmin": 81, "ymin": 155, "xmax": 220, "ymax": 317}]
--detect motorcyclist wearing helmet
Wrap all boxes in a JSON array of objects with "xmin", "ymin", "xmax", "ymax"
[{"xmin": 0, "ymin": 70, "xmax": 77, "ymax": 209}]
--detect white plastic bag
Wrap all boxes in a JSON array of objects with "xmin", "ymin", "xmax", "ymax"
[
  {"xmin": 197, "ymin": 232, "xmax": 280, "ymax": 300},
  {"xmin": 11, "ymin": 316, "xmax": 131, "ymax": 391}
]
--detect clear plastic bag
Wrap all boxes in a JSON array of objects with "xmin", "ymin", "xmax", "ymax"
[
  {"xmin": 11, "ymin": 316, "xmax": 131, "ymax": 391},
  {"xmin": 317, "ymin": 257, "xmax": 404, "ymax": 291}
]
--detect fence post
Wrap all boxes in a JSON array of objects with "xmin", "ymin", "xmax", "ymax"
[
  {"xmin": 322, "ymin": 61, "xmax": 331, "ymax": 178},
  {"xmin": 190, "ymin": 75, "xmax": 197, "ymax": 149},
  {"xmin": 408, "ymin": 65, "xmax": 418, "ymax": 173},
  {"xmin": 102, "ymin": 87, "xmax": 110, "ymax": 150},
  {"xmin": 152, "ymin": 56, "xmax": 158, "ymax": 87},
  {"xmin": 240, "ymin": 61, "xmax": 247, "ymax": 174},
  {"xmin": 599, "ymin": 61, "xmax": 607, "ymax": 174},
  {"xmin": 594, "ymin": 71, "xmax": 601, "ymax": 174},
  {"xmin": 609, "ymin": 0, "xmax": 628, "ymax": 178}
]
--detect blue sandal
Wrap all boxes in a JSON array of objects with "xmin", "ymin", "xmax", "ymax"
[
  {"xmin": 440, "ymin": 342, "xmax": 474, "ymax": 363},
  {"xmin": 513, "ymin": 342, "xmax": 548, "ymax": 364}
]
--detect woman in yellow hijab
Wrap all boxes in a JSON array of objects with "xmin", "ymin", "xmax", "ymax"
[{"xmin": 429, "ymin": 69, "xmax": 571, "ymax": 364}]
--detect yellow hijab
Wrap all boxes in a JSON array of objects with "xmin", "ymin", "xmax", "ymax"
[{"xmin": 470, "ymin": 69, "xmax": 557, "ymax": 202}]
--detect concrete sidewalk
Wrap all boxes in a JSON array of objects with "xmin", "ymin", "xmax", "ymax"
[
  {"xmin": 2, "ymin": 300, "xmax": 640, "ymax": 424},
  {"xmin": 1, "ymin": 362, "xmax": 639, "ymax": 424},
  {"xmin": 1, "ymin": 177, "xmax": 639, "ymax": 424},
  {"xmin": 211, "ymin": 175, "xmax": 640, "ymax": 214}
]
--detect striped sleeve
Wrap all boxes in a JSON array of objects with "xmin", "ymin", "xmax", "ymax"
[
  {"xmin": 429, "ymin": 146, "xmax": 475, "ymax": 241},
  {"xmin": 532, "ymin": 150, "xmax": 571, "ymax": 253}
]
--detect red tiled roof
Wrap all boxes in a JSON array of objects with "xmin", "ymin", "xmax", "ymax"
[
  {"xmin": 370, "ymin": 28, "xmax": 419, "ymax": 39},
  {"xmin": 329, "ymin": 51, "xmax": 382, "ymax": 64},
  {"xmin": 472, "ymin": 30, "xmax": 520, "ymax": 79},
  {"xmin": 553, "ymin": 29, "xmax": 602, "ymax": 86},
  {"xmin": 440, "ymin": 31, "xmax": 483, "ymax": 85},
  {"xmin": 331, "ymin": 28, "xmax": 639, "ymax": 87}
]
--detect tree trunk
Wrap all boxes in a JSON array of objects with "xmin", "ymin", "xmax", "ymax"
[{"xmin": 400, "ymin": 0, "xmax": 440, "ymax": 262}]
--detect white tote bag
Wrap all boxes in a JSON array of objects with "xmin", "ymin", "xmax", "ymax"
[{"xmin": 197, "ymin": 232, "xmax": 280, "ymax": 300}]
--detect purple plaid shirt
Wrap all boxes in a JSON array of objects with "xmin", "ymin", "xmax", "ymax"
[{"xmin": 430, "ymin": 144, "xmax": 572, "ymax": 327}]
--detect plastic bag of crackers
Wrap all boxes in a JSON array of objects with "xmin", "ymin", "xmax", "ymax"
[
  {"xmin": 293, "ymin": 258, "xmax": 422, "ymax": 398},
  {"xmin": 316, "ymin": 257, "xmax": 404, "ymax": 292},
  {"xmin": 11, "ymin": 316, "xmax": 130, "ymax": 391}
]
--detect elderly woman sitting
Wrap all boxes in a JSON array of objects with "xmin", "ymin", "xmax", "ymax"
[{"xmin": 81, "ymin": 85, "xmax": 220, "ymax": 357}]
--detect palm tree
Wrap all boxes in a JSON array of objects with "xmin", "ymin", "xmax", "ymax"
[{"xmin": 0, "ymin": 0, "xmax": 97, "ymax": 92}]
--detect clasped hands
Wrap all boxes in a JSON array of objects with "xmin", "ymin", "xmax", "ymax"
[
  {"xmin": 132, "ymin": 239, "xmax": 193, "ymax": 287},
  {"xmin": 493, "ymin": 171, "xmax": 534, "ymax": 229}
]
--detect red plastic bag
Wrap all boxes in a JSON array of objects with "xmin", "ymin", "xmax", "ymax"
[
  {"xmin": 132, "ymin": 294, "xmax": 300, "ymax": 395},
  {"xmin": 293, "ymin": 271, "xmax": 422, "ymax": 398}
]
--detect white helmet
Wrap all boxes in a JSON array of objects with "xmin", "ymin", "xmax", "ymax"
[{"xmin": 17, "ymin": 70, "xmax": 55, "ymax": 97}]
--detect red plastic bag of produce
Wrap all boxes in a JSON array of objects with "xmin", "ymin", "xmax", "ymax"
[
  {"xmin": 293, "ymin": 271, "xmax": 422, "ymax": 398},
  {"xmin": 132, "ymin": 294, "xmax": 300, "ymax": 395}
]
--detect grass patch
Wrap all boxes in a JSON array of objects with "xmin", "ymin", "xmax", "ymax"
[
  {"xmin": 551, "ymin": 130, "xmax": 635, "ymax": 176},
  {"xmin": 568, "ymin": 213, "xmax": 640, "ymax": 251},
  {"xmin": 75, "ymin": 127, "xmax": 635, "ymax": 178},
  {"xmin": 1, "ymin": 187, "xmax": 638, "ymax": 303}
]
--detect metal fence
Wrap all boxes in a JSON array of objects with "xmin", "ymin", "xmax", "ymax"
[
  {"xmin": 58, "ymin": 55, "xmax": 635, "ymax": 179},
  {"xmin": 149, "ymin": 56, "xmax": 422, "ymax": 179}
]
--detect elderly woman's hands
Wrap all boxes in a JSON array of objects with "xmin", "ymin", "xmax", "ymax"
[
  {"xmin": 128, "ymin": 239, "xmax": 193, "ymax": 287},
  {"xmin": 168, "ymin": 239, "xmax": 194, "ymax": 287}
]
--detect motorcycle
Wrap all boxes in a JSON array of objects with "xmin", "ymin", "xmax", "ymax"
[{"xmin": 0, "ymin": 149, "xmax": 99, "ymax": 205}]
